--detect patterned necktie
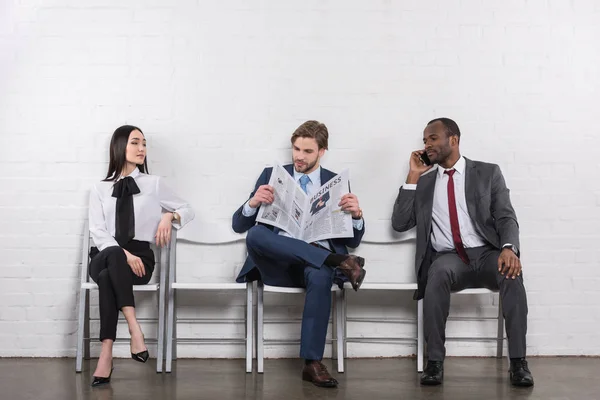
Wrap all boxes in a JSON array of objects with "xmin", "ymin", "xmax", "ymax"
[
  {"xmin": 299, "ymin": 174, "xmax": 311, "ymax": 194},
  {"xmin": 444, "ymin": 169, "xmax": 470, "ymax": 265}
]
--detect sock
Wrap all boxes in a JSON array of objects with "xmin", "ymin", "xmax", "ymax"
[
  {"xmin": 324, "ymin": 254, "xmax": 347, "ymax": 267},
  {"xmin": 305, "ymin": 359, "xmax": 316, "ymax": 365}
]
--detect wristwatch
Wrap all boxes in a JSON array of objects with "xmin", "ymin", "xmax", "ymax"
[
  {"xmin": 352, "ymin": 208, "xmax": 363, "ymax": 220},
  {"xmin": 503, "ymin": 244, "xmax": 517, "ymax": 255}
]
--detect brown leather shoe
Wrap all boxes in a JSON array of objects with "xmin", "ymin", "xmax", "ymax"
[
  {"xmin": 338, "ymin": 255, "xmax": 366, "ymax": 291},
  {"xmin": 302, "ymin": 361, "xmax": 338, "ymax": 388}
]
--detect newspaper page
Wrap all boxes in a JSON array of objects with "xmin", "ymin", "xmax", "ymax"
[
  {"xmin": 256, "ymin": 163, "xmax": 306, "ymax": 239},
  {"xmin": 301, "ymin": 169, "xmax": 353, "ymax": 243},
  {"xmin": 256, "ymin": 163, "xmax": 354, "ymax": 242}
]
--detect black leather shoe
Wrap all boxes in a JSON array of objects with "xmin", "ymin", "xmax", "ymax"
[
  {"xmin": 91, "ymin": 366, "xmax": 113, "ymax": 387},
  {"xmin": 420, "ymin": 360, "xmax": 443, "ymax": 386},
  {"xmin": 131, "ymin": 350, "xmax": 149, "ymax": 363},
  {"xmin": 510, "ymin": 358, "xmax": 534, "ymax": 387}
]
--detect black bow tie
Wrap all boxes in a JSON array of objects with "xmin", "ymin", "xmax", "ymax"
[
  {"xmin": 112, "ymin": 176, "xmax": 141, "ymax": 198},
  {"xmin": 112, "ymin": 176, "xmax": 140, "ymax": 246}
]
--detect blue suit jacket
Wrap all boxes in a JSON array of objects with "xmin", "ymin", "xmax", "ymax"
[{"xmin": 232, "ymin": 164, "xmax": 366, "ymax": 284}]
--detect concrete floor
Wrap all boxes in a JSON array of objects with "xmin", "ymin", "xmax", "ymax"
[{"xmin": 0, "ymin": 357, "xmax": 596, "ymax": 400}]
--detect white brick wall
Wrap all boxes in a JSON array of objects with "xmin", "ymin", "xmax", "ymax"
[{"xmin": 1, "ymin": 0, "xmax": 599, "ymax": 358}]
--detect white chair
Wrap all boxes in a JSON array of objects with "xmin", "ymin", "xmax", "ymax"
[
  {"xmin": 339, "ymin": 222, "xmax": 507, "ymax": 372},
  {"xmin": 257, "ymin": 282, "xmax": 345, "ymax": 373},
  {"xmin": 75, "ymin": 220, "xmax": 168, "ymax": 373},
  {"xmin": 417, "ymin": 288, "xmax": 506, "ymax": 369},
  {"xmin": 165, "ymin": 222, "xmax": 253, "ymax": 373},
  {"xmin": 338, "ymin": 221, "xmax": 423, "ymax": 371},
  {"xmin": 341, "ymin": 283, "xmax": 422, "ymax": 370}
]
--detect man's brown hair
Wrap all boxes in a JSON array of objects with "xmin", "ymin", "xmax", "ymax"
[{"xmin": 290, "ymin": 120, "xmax": 329, "ymax": 150}]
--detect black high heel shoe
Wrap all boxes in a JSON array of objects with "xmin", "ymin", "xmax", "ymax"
[
  {"xmin": 131, "ymin": 333, "xmax": 149, "ymax": 363},
  {"xmin": 91, "ymin": 365, "xmax": 114, "ymax": 387},
  {"xmin": 131, "ymin": 349, "xmax": 149, "ymax": 363}
]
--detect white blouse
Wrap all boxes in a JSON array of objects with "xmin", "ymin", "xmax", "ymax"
[{"xmin": 88, "ymin": 168, "xmax": 195, "ymax": 251}]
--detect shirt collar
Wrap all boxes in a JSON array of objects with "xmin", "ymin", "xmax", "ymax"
[
  {"xmin": 293, "ymin": 166, "xmax": 321, "ymax": 186},
  {"xmin": 437, "ymin": 156, "xmax": 465, "ymax": 179},
  {"xmin": 119, "ymin": 167, "xmax": 141, "ymax": 180}
]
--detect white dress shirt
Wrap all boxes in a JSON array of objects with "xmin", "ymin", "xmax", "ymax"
[
  {"xmin": 403, "ymin": 156, "xmax": 487, "ymax": 252},
  {"xmin": 242, "ymin": 166, "xmax": 364, "ymax": 247},
  {"xmin": 89, "ymin": 168, "xmax": 195, "ymax": 251}
]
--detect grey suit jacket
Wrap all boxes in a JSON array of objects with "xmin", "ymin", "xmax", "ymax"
[{"xmin": 391, "ymin": 157, "xmax": 520, "ymax": 300}]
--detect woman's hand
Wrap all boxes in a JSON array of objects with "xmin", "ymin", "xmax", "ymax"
[
  {"xmin": 155, "ymin": 213, "xmax": 173, "ymax": 248},
  {"xmin": 123, "ymin": 249, "xmax": 145, "ymax": 277}
]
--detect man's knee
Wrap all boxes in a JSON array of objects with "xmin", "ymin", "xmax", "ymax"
[
  {"xmin": 498, "ymin": 274, "xmax": 526, "ymax": 292},
  {"xmin": 246, "ymin": 225, "xmax": 270, "ymax": 248},
  {"xmin": 427, "ymin": 259, "xmax": 454, "ymax": 287}
]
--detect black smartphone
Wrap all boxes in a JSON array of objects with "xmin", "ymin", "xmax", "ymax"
[{"xmin": 419, "ymin": 152, "xmax": 432, "ymax": 166}]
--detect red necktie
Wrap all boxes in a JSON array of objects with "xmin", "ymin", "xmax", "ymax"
[{"xmin": 444, "ymin": 169, "xmax": 470, "ymax": 265}]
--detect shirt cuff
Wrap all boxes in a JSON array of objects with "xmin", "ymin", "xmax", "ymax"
[
  {"xmin": 502, "ymin": 243, "xmax": 518, "ymax": 254},
  {"xmin": 352, "ymin": 218, "xmax": 364, "ymax": 231},
  {"xmin": 242, "ymin": 201, "xmax": 258, "ymax": 217},
  {"xmin": 98, "ymin": 241, "xmax": 120, "ymax": 252},
  {"xmin": 403, "ymin": 184, "xmax": 417, "ymax": 190}
]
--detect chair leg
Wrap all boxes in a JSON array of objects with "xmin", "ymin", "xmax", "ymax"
[
  {"xmin": 246, "ymin": 282, "xmax": 253, "ymax": 373},
  {"xmin": 417, "ymin": 299, "xmax": 424, "ymax": 373},
  {"xmin": 156, "ymin": 282, "xmax": 166, "ymax": 373},
  {"xmin": 84, "ymin": 291, "xmax": 91, "ymax": 361},
  {"xmin": 165, "ymin": 288, "xmax": 175, "ymax": 373},
  {"xmin": 332, "ymin": 291, "xmax": 338, "ymax": 361},
  {"xmin": 257, "ymin": 282, "xmax": 264, "ymax": 374},
  {"xmin": 342, "ymin": 288, "xmax": 347, "ymax": 360},
  {"xmin": 336, "ymin": 290, "xmax": 344, "ymax": 373},
  {"xmin": 172, "ymin": 293, "xmax": 178, "ymax": 361},
  {"xmin": 75, "ymin": 288, "xmax": 87, "ymax": 372}
]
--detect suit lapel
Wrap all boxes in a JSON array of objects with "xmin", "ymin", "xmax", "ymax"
[
  {"xmin": 284, "ymin": 164, "xmax": 294, "ymax": 177},
  {"xmin": 320, "ymin": 167, "xmax": 335, "ymax": 184},
  {"xmin": 464, "ymin": 157, "xmax": 490, "ymax": 241},
  {"xmin": 464, "ymin": 158, "xmax": 478, "ymax": 223}
]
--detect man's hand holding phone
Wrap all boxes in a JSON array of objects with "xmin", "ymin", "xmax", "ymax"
[{"xmin": 406, "ymin": 150, "xmax": 433, "ymax": 184}]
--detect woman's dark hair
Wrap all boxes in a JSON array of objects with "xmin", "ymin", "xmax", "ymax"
[{"xmin": 103, "ymin": 125, "xmax": 149, "ymax": 182}]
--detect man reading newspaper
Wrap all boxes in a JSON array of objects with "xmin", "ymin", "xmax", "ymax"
[
  {"xmin": 232, "ymin": 120, "xmax": 366, "ymax": 388},
  {"xmin": 255, "ymin": 163, "xmax": 351, "ymax": 242}
]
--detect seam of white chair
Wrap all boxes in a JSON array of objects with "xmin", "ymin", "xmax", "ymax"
[
  {"xmin": 454, "ymin": 288, "xmax": 497, "ymax": 294},
  {"xmin": 177, "ymin": 239, "xmax": 246, "ymax": 245},
  {"xmin": 263, "ymin": 285, "xmax": 342, "ymax": 293},
  {"xmin": 81, "ymin": 283, "xmax": 159, "ymax": 291},
  {"xmin": 171, "ymin": 283, "xmax": 247, "ymax": 290},
  {"xmin": 344, "ymin": 282, "xmax": 418, "ymax": 290}
]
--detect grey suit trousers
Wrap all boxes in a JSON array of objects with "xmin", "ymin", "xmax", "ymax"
[{"xmin": 424, "ymin": 245, "xmax": 528, "ymax": 361}]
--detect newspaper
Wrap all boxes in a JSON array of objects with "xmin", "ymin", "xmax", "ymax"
[{"xmin": 256, "ymin": 163, "xmax": 354, "ymax": 243}]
